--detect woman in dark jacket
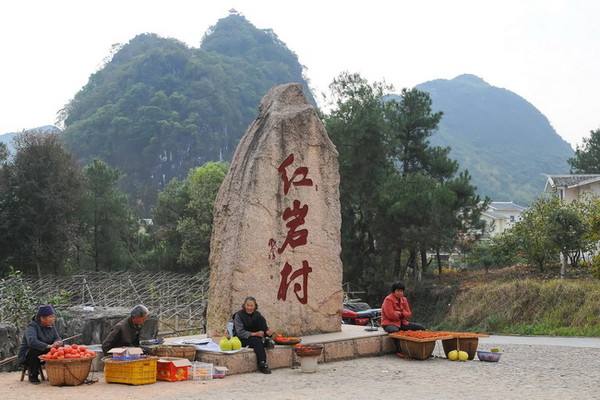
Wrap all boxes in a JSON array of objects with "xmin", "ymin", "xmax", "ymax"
[
  {"xmin": 17, "ymin": 305, "xmax": 62, "ymax": 384},
  {"xmin": 233, "ymin": 297, "xmax": 273, "ymax": 374}
]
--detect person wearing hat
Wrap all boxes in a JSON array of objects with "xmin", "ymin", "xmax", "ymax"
[{"xmin": 17, "ymin": 305, "xmax": 62, "ymax": 384}]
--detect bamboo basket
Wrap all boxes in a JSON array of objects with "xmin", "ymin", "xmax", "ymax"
[
  {"xmin": 395, "ymin": 339, "xmax": 436, "ymax": 360},
  {"xmin": 442, "ymin": 337, "xmax": 479, "ymax": 360},
  {"xmin": 294, "ymin": 344, "xmax": 324, "ymax": 358},
  {"xmin": 150, "ymin": 345, "xmax": 196, "ymax": 361},
  {"xmin": 43, "ymin": 357, "xmax": 93, "ymax": 386}
]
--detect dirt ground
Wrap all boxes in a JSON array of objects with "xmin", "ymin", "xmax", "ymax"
[{"xmin": 1, "ymin": 341, "xmax": 598, "ymax": 400}]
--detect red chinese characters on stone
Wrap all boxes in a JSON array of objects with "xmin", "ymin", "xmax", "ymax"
[
  {"xmin": 273, "ymin": 153, "xmax": 314, "ymax": 304},
  {"xmin": 268, "ymin": 238, "xmax": 277, "ymax": 260},
  {"xmin": 278, "ymin": 200, "xmax": 309, "ymax": 254},
  {"xmin": 277, "ymin": 261, "xmax": 313, "ymax": 304},
  {"xmin": 277, "ymin": 154, "xmax": 313, "ymax": 195}
]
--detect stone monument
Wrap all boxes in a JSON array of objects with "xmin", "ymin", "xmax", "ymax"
[{"xmin": 207, "ymin": 83, "xmax": 343, "ymax": 336}]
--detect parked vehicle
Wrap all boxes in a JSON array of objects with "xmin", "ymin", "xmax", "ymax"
[{"xmin": 342, "ymin": 301, "xmax": 381, "ymax": 331}]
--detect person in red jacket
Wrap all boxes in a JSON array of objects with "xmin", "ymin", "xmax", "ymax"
[{"xmin": 381, "ymin": 281, "xmax": 425, "ymax": 333}]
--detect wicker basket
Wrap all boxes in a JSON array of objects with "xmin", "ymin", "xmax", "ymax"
[
  {"xmin": 43, "ymin": 357, "xmax": 93, "ymax": 386},
  {"xmin": 396, "ymin": 339, "xmax": 436, "ymax": 360},
  {"xmin": 442, "ymin": 337, "xmax": 479, "ymax": 360},
  {"xmin": 103, "ymin": 356, "xmax": 157, "ymax": 385},
  {"xmin": 294, "ymin": 344, "xmax": 324, "ymax": 358},
  {"xmin": 150, "ymin": 345, "xmax": 196, "ymax": 361}
]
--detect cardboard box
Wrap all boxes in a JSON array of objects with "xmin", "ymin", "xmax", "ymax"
[
  {"xmin": 108, "ymin": 347, "xmax": 144, "ymax": 361},
  {"xmin": 157, "ymin": 357, "xmax": 192, "ymax": 382}
]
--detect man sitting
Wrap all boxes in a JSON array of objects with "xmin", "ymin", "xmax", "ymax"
[
  {"xmin": 18, "ymin": 305, "xmax": 62, "ymax": 384},
  {"xmin": 381, "ymin": 281, "xmax": 425, "ymax": 333},
  {"xmin": 102, "ymin": 304, "xmax": 149, "ymax": 354}
]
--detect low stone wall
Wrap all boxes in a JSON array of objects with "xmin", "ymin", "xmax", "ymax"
[
  {"xmin": 0, "ymin": 323, "xmax": 19, "ymax": 372},
  {"xmin": 59, "ymin": 306, "xmax": 159, "ymax": 345},
  {"xmin": 196, "ymin": 334, "xmax": 395, "ymax": 375}
]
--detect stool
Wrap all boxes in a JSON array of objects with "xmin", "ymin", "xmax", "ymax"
[{"xmin": 20, "ymin": 365, "xmax": 45, "ymax": 382}]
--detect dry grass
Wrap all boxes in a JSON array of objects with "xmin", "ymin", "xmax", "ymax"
[{"xmin": 438, "ymin": 278, "xmax": 600, "ymax": 336}]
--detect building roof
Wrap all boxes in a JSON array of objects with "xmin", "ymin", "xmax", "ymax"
[
  {"xmin": 545, "ymin": 174, "xmax": 600, "ymax": 191},
  {"xmin": 482, "ymin": 210, "xmax": 508, "ymax": 220},
  {"xmin": 488, "ymin": 201, "xmax": 527, "ymax": 212}
]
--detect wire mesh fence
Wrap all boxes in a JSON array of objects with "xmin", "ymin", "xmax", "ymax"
[{"xmin": 0, "ymin": 271, "xmax": 209, "ymax": 334}]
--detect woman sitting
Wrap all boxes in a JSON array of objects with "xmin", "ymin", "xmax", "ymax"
[
  {"xmin": 381, "ymin": 281, "xmax": 426, "ymax": 333},
  {"xmin": 17, "ymin": 305, "xmax": 62, "ymax": 384},
  {"xmin": 232, "ymin": 296, "xmax": 273, "ymax": 374}
]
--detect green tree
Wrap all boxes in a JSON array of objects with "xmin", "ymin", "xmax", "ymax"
[
  {"xmin": 466, "ymin": 234, "xmax": 520, "ymax": 272},
  {"xmin": 81, "ymin": 159, "xmax": 134, "ymax": 272},
  {"xmin": 152, "ymin": 161, "xmax": 227, "ymax": 271},
  {"xmin": 152, "ymin": 178, "xmax": 190, "ymax": 270},
  {"xmin": 326, "ymin": 73, "xmax": 485, "ymax": 294},
  {"xmin": 0, "ymin": 142, "xmax": 7, "ymax": 163},
  {"xmin": 511, "ymin": 197, "xmax": 560, "ymax": 272},
  {"xmin": 177, "ymin": 162, "xmax": 228, "ymax": 270},
  {"xmin": 568, "ymin": 128, "xmax": 600, "ymax": 173},
  {"xmin": 0, "ymin": 132, "xmax": 82, "ymax": 277},
  {"xmin": 381, "ymin": 88, "xmax": 486, "ymax": 280},
  {"xmin": 325, "ymin": 73, "xmax": 392, "ymax": 292},
  {"xmin": 385, "ymin": 88, "xmax": 443, "ymax": 177},
  {"xmin": 548, "ymin": 202, "xmax": 590, "ymax": 278}
]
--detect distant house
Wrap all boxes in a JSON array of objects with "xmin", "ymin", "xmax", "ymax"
[
  {"xmin": 544, "ymin": 174, "xmax": 600, "ymax": 202},
  {"xmin": 481, "ymin": 201, "xmax": 527, "ymax": 238}
]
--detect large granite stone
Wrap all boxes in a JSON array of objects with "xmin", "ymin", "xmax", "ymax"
[{"xmin": 207, "ymin": 83, "xmax": 343, "ymax": 336}]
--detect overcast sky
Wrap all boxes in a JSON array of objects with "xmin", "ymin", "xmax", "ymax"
[{"xmin": 1, "ymin": 0, "xmax": 598, "ymax": 147}]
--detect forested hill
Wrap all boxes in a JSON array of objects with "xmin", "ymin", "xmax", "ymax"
[
  {"xmin": 415, "ymin": 74, "xmax": 574, "ymax": 204},
  {"xmin": 61, "ymin": 12, "xmax": 312, "ymax": 211}
]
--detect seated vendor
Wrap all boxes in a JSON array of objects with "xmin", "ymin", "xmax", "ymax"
[
  {"xmin": 102, "ymin": 304, "xmax": 149, "ymax": 354},
  {"xmin": 381, "ymin": 281, "xmax": 425, "ymax": 333},
  {"xmin": 17, "ymin": 305, "xmax": 62, "ymax": 384},
  {"xmin": 232, "ymin": 296, "xmax": 273, "ymax": 374}
]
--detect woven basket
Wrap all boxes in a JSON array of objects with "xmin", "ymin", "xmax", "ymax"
[
  {"xmin": 442, "ymin": 337, "xmax": 479, "ymax": 360},
  {"xmin": 43, "ymin": 357, "xmax": 93, "ymax": 386},
  {"xmin": 294, "ymin": 344, "xmax": 323, "ymax": 358},
  {"xmin": 150, "ymin": 345, "xmax": 196, "ymax": 361},
  {"xmin": 397, "ymin": 339, "xmax": 436, "ymax": 360}
]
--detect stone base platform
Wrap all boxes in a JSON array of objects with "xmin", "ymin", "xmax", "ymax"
[{"xmin": 165, "ymin": 325, "xmax": 394, "ymax": 375}]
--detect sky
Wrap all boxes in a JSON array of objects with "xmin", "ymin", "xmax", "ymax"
[{"xmin": 1, "ymin": 0, "xmax": 598, "ymax": 147}]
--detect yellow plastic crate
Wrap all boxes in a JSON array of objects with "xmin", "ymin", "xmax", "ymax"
[{"xmin": 103, "ymin": 357, "xmax": 157, "ymax": 385}]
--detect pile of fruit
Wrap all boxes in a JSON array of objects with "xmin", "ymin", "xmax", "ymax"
[
  {"xmin": 447, "ymin": 350, "xmax": 469, "ymax": 362},
  {"xmin": 293, "ymin": 343, "xmax": 323, "ymax": 357},
  {"xmin": 435, "ymin": 331, "xmax": 484, "ymax": 338},
  {"xmin": 219, "ymin": 336, "xmax": 242, "ymax": 351},
  {"xmin": 391, "ymin": 330, "xmax": 450, "ymax": 340},
  {"xmin": 40, "ymin": 344, "xmax": 96, "ymax": 360},
  {"xmin": 273, "ymin": 334, "xmax": 301, "ymax": 345}
]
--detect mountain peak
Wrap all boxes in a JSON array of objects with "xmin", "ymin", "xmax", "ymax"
[
  {"xmin": 415, "ymin": 75, "xmax": 573, "ymax": 204},
  {"xmin": 451, "ymin": 74, "xmax": 489, "ymax": 86}
]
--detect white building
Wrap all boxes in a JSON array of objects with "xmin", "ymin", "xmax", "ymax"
[
  {"xmin": 544, "ymin": 174, "xmax": 600, "ymax": 202},
  {"xmin": 481, "ymin": 201, "xmax": 527, "ymax": 238}
]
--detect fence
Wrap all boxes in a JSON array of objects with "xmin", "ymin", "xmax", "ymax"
[{"xmin": 0, "ymin": 271, "xmax": 209, "ymax": 334}]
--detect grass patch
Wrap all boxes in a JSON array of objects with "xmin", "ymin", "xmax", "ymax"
[{"xmin": 436, "ymin": 279, "xmax": 600, "ymax": 337}]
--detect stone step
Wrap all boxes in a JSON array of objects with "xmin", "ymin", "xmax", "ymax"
[{"xmin": 177, "ymin": 326, "xmax": 395, "ymax": 375}]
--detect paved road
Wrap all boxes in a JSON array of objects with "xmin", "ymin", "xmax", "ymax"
[{"xmin": 482, "ymin": 334, "xmax": 600, "ymax": 348}]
